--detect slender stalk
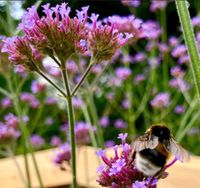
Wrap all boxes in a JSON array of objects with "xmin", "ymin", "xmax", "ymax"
[
  {"xmin": 60, "ymin": 62, "xmax": 77, "ymax": 188},
  {"xmin": 71, "ymin": 63, "xmax": 95, "ymax": 96},
  {"xmin": 36, "ymin": 69, "xmax": 67, "ymax": 98},
  {"xmin": 6, "ymin": 147, "xmax": 27, "ymax": 186},
  {"xmin": 7, "ymin": 72, "xmax": 44, "ymax": 188},
  {"xmin": 176, "ymin": 0, "xmax": 200, "ymax": 101}
]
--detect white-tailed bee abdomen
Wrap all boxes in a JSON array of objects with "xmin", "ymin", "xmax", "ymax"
[{"xmin": 132, "ymin": 124, "xmax": 190, "ymax": 176}]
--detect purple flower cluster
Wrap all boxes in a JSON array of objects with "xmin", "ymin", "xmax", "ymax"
[
  {"xmin": 30, "ymin": 134, "xmax": 45, "ymax": 149},
  {"xmin": 151, "ymin": 92, "xmax": 170, "ymax": 109},
  {"xmin": 53, "ymin": 142, "xmax": 71, "ymax": 167},
  {"xmin": 2, "ymin": 3, "xmax": 132, "ymax": 65},
  {"xmin": 96, "ymin": 133, "xmax": 162, "ymax": 188}
]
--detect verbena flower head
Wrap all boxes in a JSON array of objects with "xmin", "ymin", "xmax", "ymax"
[
  {"xmin": 19, "ymin": 3, "xmax": 89, "ymax": 61},
  {"xmin": 1, "ymin": 36, "xmax": 41, "ymax": 70},
  {"xmin": 0, "ymin": 124, "xmax": 20, "ymax": 146},
  {"xmin": 150, "ymin": 1, "xmax": 168, "ymax": 12},
  {"xmin": 1, "ymin": 97, "xmax": 12, "ymax": 108},
  {"xmin": 88, "ymin": 13, "xmax": 133, "ymax": 62},
  {"xmin": 30, "ymin": 134, "xmax": 45, "ymax": 149},
  {"xmin": 96, "ymin": 133, "xmax": 178, "ymax": 188},
  {"xmin": 151, "ymin": 92, "xmax": 170, "ymax": 109},
  {"xmin": 53, "ymin": 142, "xmax": 71, "ymax": 167}
]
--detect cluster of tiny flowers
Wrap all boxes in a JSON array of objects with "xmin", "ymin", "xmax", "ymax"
[
  {"xmin": 150, "ymin": 92, "xmax": 170, "ymax": 109},
  {"xmin": 2, "ymin": 3, "xmax": 133, "ymax": 66},
  {"xmin": 53, "ymin": 142, "xmax": 71, "ymax": 168},
  {"xmin": 96, "ymin": 133, "xmax": 161, "ymax": 188},
  {"xmin": 0, "ymin": 115, "xmax": 20, "ymax": 146}
]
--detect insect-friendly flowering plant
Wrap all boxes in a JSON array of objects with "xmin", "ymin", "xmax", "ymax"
[{"xmin": 0, "ymin": 0, "xmax": 199, "ymax": 187}]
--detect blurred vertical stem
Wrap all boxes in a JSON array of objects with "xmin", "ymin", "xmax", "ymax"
[
  {"xmin": 176, "ymin": 0, "xmax": 200, "ymax": 100},
  {"xmin": 160, "ymin": 8, "xmax": 168, "ymax": 90},
  {"xmin": 7, "ymin": 72, "xmax": 44, "ymax": 188},
  {"xmin": 60, "ymin": 60, "xmax": 77, "ymax": 188}
]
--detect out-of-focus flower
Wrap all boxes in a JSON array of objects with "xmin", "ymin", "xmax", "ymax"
[
  {"xmin": 66, "ymin": 60, "xmax": 79, "ymax": 74},
  {"xmin": 174, "ymin": 105, "xmax": 185, "ymax": 114},
  {"xmin": 72, "ymin": 97, "xmax": 83, "ymax": 109},
  {"xmin": 99, "ymin": 116, "xmax": 110, "ymax": 128},
  {"xmin": 75, "ymin": 121, "xmax": 92, "ymax": 144},
  {"xmin": 105, "ymin": 140, "xmax": 115, "ymax": 148},
  {"xmin": 122, "ymin": 98, "xmax": 131, "ymax": 109},
  {"xmin": 44, "ymin": 117, "xmax": 54, "ymax": 126},
  {"xmin": 50, "ymin": 136, "xmax": 63, "ymax": 147},
  {"xmin": 30, "ymin": 134, "xmax": 45, "ymax": 149},
  {"xmin": 150, "ymin": 1, "xmax": 168, "ymax": 12},
  {"xmin": 169, "ymin": 78, "xmax": 190, "ymax": 91},
  {"xmin": 151, "ymin": 92, "xmax": 170, "ymax": 109},
  {"xmin": 88, "ymin": 13, "xmax": 132, "ymax": 62},
  {"xmin": 148, "ymin": 57, "xmax": 160, "ymax": 68},
  {"xmin": 4, "ymin": 113, "xmax": 19, "ymax": 129},
  {"xmin": 53, "ymin": 142, "xmax": 71, "ymax": 166},
  {"xmin": 168, "ymin": 36, "xmax": 179, "ymax": 47},
  {"xmin": 171, "ymin": 44, "xmax": 187, "ymax": 58},
  {"xmin": 192, "ymin": 16, "xmax": 200, "ymax": 27},
  {"xmin": 134, "ymin": 74, "xmax": 146, "ymax": 85},
  {"xmin": 31, "ymin": 80, "xmax": 46, "ymax": 94},
  {"xmin": 142, "ymin": 21, "xmax": 162, "ymax": 40},
  {"xmin": 170, "ymin": 66, "xmax": 185, "ymax": 78},
  {"xmin": 45, "ymin": 97, "xmax": 57, "ymax": 105},
  {"xmin": 187, "ymin": 127, "xmax": 200, "ymax": 136},
  {"xmin": 115, "ymin": 67, "xmax": 131, "ymax": 80},
  {"xmin": 1, "ymin": 97, "xmax": 12, "ymax": 108},
  {"xmin": 92, "ymin": 64, "xmax": 103, "ymax": 74},
  {"xmin": 105, "ymin": 15, "xmax": 144, "ymax": 41},
  {"xmin": 0, "ymin": 124, "xmax": 20, "ymax": 145},
  {"xmin": 134, "ymin": 52, "xmax": 146, "ymax": 63},
  {"xmin": 114, "ymin": 119, "xmax": 127, "ymax": 129},
  {"xmin": 20, "ymin": 92, "xmax": 40, "ymax": 108},
  {"xmin": 14, "ymin": 64, "xmax": 28, "ymax": 77},
  {"xmin": 121, "ymin": 0, "xmax": 141, "ymax": 7}
]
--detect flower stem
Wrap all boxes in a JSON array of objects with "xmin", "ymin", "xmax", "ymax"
[
  {"xmin": 176, "ymin": 0, "xmax": 200, "ymax": 101},
  {"xmin": 60, "ymin": 62, "xmax": 77, "ymax": 188},
  {"xmin": 71, "ymin": 62, "xmax": 95, "ymax": 96}
]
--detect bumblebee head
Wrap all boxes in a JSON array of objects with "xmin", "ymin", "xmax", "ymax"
[{"xmin": 150, "ymin": 125, "xmax": 171, "ymax": 143}]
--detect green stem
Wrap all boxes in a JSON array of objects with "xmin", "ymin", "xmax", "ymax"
[
  {"xmin": 71, "ymin": 63, "xmax": 95, "ymax": 96},
  {"xmin": 176, "ymin": 0, "xmax": 200, "ymax": 101},
  {"xmin": 60, "ymin": 62, "xmax": 77, "ymax": 188}
]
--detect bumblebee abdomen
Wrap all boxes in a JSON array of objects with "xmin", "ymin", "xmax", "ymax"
[{"xmin": 139, "ymin": 148, "xmax": 167, "ymax": 167}]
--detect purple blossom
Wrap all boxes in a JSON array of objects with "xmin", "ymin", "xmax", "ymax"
[
  {"xmin": 1, "ymin": 97, "xmax": 12, "ymax": 108},
  {"xmin": 132, "ymin": 180, "xmax": 146, "ymax": 188},
  {"xmin": 114, "ymin": 119, "xmax": 127, "ymax": 129},
  {"xmin": 4, "ymin": 113, "xmax": 19, "ymax": 129},
  {"xmin": 66, "ymin": 60, "xmax": 79, "ymax": 74},
  {"xmin": 75, "ymin": 121, "xmax": 92, "ymax": 144},
  {"xmin": 171, "ymin": 44, "xmax": 187, "ymax": 58},
  {"xmin": 134, "ymin": 74, "xmax": 146, "ymax": 85},
  {"xmin": 105, "ymin": 15, "xmax": 144, "ymax": 41},
  {"xmin": 50, "ymin": 136, "xmax": 63, "ymax": 147},
  {"xmin": 109, "ymin": 158, "xmax": 126, "ymax": 175},
  {"xmin": 150, "ymin": 1, "xmax": 168, "ymax": 12},
  {"xmin": 151, "ymin": 92, "xmax": 170, "ymax": 109},
  {"xmin": 115, "ymin": 67, "xmax": 132, "ymax": 80},
  {"xmin": 169, "ymin": 78, "xmax": 190, "ymax": 91},
  {"xmin": 174, "ymin": 105, "xmax": 185, "ymax": 114},
  {"xmin": 72, "ymin": 97, "xmax": 83, "ymax": 109},
  {"xmin": 170, "ymin": 66, "xmax": 185, "ymax": 78},
  {"xmin": 121, "ymin": 0, "xmax": 141, "ymax": 7},
  {"xmin": 192, "ymin": 16, "xmax": 200, "ymax": 27},
  {"xmin": 99, "ymin": 116, "xmax": 110, "ymax": 128},
  {"xmin": 134, "ymin": 52, "xmax": 146, "ymax": 63},
  {"xmin": 105, "ymin": 140, "xmax": 116, "ymax": 148},
  {"xmin": 122, "ymin": 98, "xmax": 131, "ymax": 109},
  {"xmin": 31, "ymin": 80, "xmax": 46, "ymax": 94},
  {"xmin": 44, "ymin": 117, "xmax": 54, "ymax": 126},
  {"xmin": 0, "ymin": 124, "xmax": 20, "ymax": 145},
  {"xmin": 168, "ymin": 36, "xmax": 179, "ymax": 47},
  {"xmin": 53, "ymin": 142, "xmax": 71, "ymax": 165},
  {"xmin": 142, "ymin": 21, "xmax": 162, "ymax": 40},
  {"xmin": 30, "ymin": 134, "xmax": 45, "ymax": 149},
  {"xmin": 45, "ymin": 97, "xmax": 57, "ymax": 105}
]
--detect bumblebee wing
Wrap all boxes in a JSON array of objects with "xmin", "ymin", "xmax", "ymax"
[
  {"xmin": 169, "ymin": 138, "xmax": 190, "ymax": 162},
  {"xmin": 132, "ymin": 134, "xmax": 159, "ymax": 152}
]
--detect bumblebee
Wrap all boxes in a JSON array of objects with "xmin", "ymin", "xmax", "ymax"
[{"xmin": 132, "ymin": 124, "xmax": 190, "ymax": 176}]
